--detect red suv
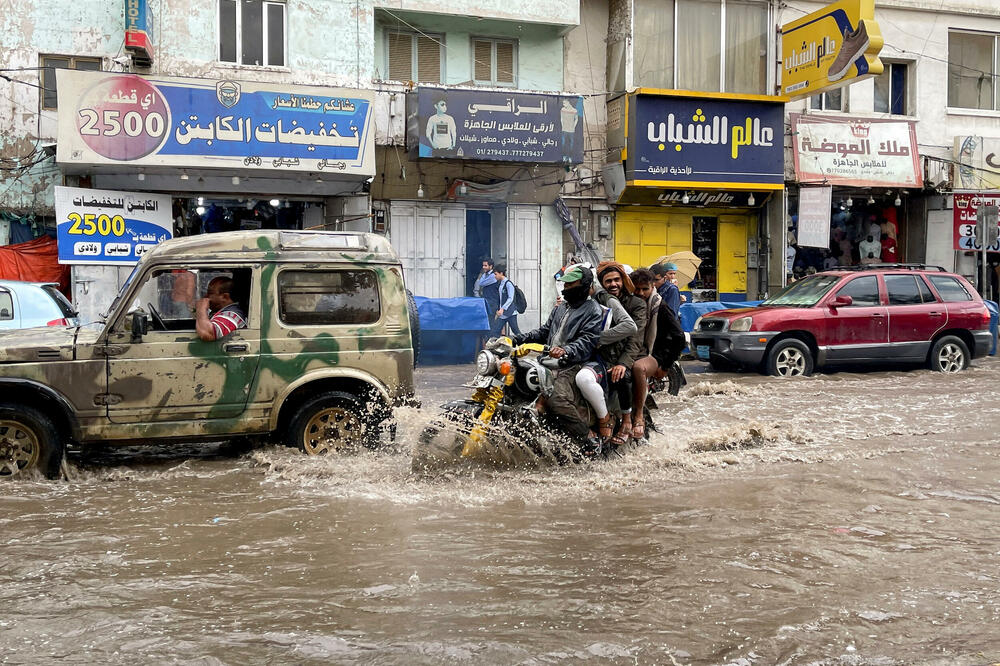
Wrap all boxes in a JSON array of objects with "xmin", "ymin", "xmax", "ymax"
[{"xmin": 690, "ymin": 265, "xmax": 992, "ymax": 376}]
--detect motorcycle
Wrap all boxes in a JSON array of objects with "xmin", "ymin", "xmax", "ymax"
[{"xmin": 411, "ymin": 337, "xmax": 686, "ymax": 472}]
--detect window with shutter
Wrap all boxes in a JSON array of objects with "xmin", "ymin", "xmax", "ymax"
[
  {"xmin": 385, "ymin": 31, "xmax": 443, "ymax": 83},
  {"xmin": 471, "ymin": 38, "xmax": 517, "ymax": 87}
]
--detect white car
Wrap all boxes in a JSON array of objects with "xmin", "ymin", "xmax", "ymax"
[{"xmin": 0, "ymin": 280, "xmax": 80, "ymax": 329}]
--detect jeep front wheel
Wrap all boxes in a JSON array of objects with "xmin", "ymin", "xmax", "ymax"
[
  {"xmin": 286, "ymin": 391, "xmax": 371, "ymax": 455},
  {"xmin": 0, "ymin": 403, "xmax": 64, "ymax": 479}
]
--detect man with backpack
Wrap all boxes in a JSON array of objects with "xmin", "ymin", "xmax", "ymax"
[{"xmin": 489, "ymin": 262, "xmax": 523, "ymax": 337}]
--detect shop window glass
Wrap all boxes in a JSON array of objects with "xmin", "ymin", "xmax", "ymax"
[
  {"xmin": 278, "ymin": 270, "xmax": 380, "ymax": 325},
  {"xmin": 218, "ymin": 0, "xmax": 285, "ymax": 67},
  {"xmin": 885, "ymin": 275, "xmax": 922, "ymax": 305},
  {"xmin": 724, "ymin": 0, "xmax": 768, "ymax": 94},
  {"xmin": 40, "ymin": 55, "xmax": 101, "ymax": 110},
  {"xmin": 677, "ymin": 0, "xmax": 721, "ymax": 91},
  {"xmin": 947, "ymin": 31, "xmax": 996, "ymax": 110},
  {"xmin": 634, "ymin": 0, "xmax": 675, "ymax": 89},
  {"xmin": 928, "ymin": 275, "xmax": 974, "ymax": 302},
  {"xmin": 874, "ymin": 62, "xmax": 908, "ymax": 115},
  {"xmin": 837, "ymin": 275, "xmax": 879, "ymax": 306}
]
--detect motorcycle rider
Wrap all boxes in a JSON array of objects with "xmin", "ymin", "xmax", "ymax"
[
  {"xmin": 592, "ymin": 261, "xmax": 647, "ymax": 447},
  {"xmin": 509, "ymin": 264, "xmax": 605, "ymax": 455}
]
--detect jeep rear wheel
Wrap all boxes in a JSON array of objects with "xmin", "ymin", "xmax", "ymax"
[
  {"xmin": 0, "ymin": 404, "xmax": 64, "ymax": 479},
  {"xmin": 286, "ymin": 391, "xmax": 373, "ymax": 455}
]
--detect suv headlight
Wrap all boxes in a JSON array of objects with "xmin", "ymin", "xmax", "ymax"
[
  {"xmin": 694, "ymin": 315, "xmax": 703, "ymax": 331},
  {"xmin": 729, "ymin": 316, "xmax": 753, "ymax": 332},
  {"xmin": 476, "ymin": 350, "xmax": 497, "ymax": 375}
]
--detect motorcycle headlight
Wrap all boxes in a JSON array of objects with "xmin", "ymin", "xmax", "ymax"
[
  {"xmin": 694, "ymin": 315, "xmax": 703, "ymax": 331},
  {"xmin": 476, "ymin": 350, "xmax": 497, "ymax": 375},
  {"xmin": 729, "ymin": 316, "xmax": 753, "ymax": 332}
]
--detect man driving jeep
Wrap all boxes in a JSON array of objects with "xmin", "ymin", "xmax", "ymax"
[{"xmin": 195, "ymin": 276, "xmax": 247, "ymax": 341}]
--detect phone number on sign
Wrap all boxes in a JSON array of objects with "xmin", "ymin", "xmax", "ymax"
[{"xmin": 66, "ymin": 212, "xmax": 127, "ymax": 236}]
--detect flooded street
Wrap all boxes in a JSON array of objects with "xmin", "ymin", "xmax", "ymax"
[{"xmin": 3, "ymin": 360, "xmax": 1000, "ymax": 665}]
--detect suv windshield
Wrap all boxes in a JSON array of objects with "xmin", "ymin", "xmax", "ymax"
[{"xmin": 761, "ymin": 274, "xmax": 841, "ymax": 307}]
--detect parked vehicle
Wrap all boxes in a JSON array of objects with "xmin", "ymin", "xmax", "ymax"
[
  {"xmin": 412, "ymin": 336, "xmax": 683, "ymax": 471},
  {"xmin": 689, "ymin": 265, "xmax": 992, "ymax": 377},
  {"xmin": 0, "ymin": 231, "xmax": 417, "ymax": 479},
  {"xmin": 0, "ymin": 280, "xmax": 79, "ymax": 329}
]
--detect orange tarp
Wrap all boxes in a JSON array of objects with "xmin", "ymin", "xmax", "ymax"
[{"xmin": 0, "ymin": 236, "xmax": 72, "ymax": 298}]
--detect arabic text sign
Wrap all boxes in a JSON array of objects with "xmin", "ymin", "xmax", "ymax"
[
  {"xmin": 56, "ymin": 70, "xmax": 374, "ymax": 175},
  {"xmin": 780, "ymin": 0, "xmax": 883, "ymax": 100},
  {"xmin": 627, "ymin": 94, "xmax": 785, "ymax": 188},
  {"xmin": 615, "ymin": 187, "xmax": 769, "ymax": 207},
  {"xmin": 408, "ymin": 87, "xmax": 584, "ymax": 164},
  {"xmin": 953, "ymin": 136, "xmax": 1000, "ymax": 190},
  {"xmin": 791, "ymin": 115, "xmax": 922, "ymax": 188},
  {"xmin": 55, "ymin": 186, "xmax": 173, "ymax": 265},
  {"xmin": 953, "ymin": 193, "xmax": 1000, "ymax": 252},
  {"xmin": 797, "ymin": 186, "xmax": 833, "ymax": 248}
]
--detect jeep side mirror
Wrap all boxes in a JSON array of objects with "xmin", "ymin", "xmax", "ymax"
[
  {"xmin": 830, "ymin": 294, "xmax": 853, "ymax": 309},
  {"xmin": 130, "ymin": 311, "xmax": 148, "ymax": 342}
]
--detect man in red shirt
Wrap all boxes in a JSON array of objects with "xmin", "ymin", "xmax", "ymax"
[{"xmin": 195, "ymin": 276, "xmax": 247, "ymax": 341}]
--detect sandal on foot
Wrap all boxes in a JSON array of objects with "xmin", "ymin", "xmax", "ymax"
[
  {"xmin": 631, "ymin": 422, "xmax": 646, "ymax": 440},
  {"xmin": 609, "ymin": 430, "xmax": 629, "ymax": 448},
  {"xmin": 597, "ymin": 415, "xmax": 614, "ymax": 440}
]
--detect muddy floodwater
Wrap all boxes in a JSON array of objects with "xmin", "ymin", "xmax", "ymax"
[{"xmin": 3, "ymin": 360, "xmax": 1000, "ymax": 664}]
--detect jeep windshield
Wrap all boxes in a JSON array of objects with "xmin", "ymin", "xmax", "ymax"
[
  {"xmin": 761, "ymin": 274, "xmax": 840, "ymax": 307},
  {"xmin": 101, "ymin": 260, "xmax": 145, "ymax": 320}
]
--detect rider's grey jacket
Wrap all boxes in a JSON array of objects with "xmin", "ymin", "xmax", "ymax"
[{"xmin": 513, "ymin": 297, "xmax": 604, "ymax": 365}]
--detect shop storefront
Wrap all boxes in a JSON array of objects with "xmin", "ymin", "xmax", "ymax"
[
  {"xmin": 380, "ymin": 86, "xmax": 586, "ymax": 328},
  {"xmin": 786, "ymin": 114, "xmax": 922, "ymax": 278},
  {"xmin": 605, "ymin": 90, "xmax": 785, "ymax": 300},
  {"xmin": 54, "ymin": 70, "xmax": 375, "ymax": 321}
]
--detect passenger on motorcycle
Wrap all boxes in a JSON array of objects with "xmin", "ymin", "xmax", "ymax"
[
  {"xmin": 509, "ymin": 264, "xmax": 605, "ymax": 454},
  {"xmin": 574, "ymin": 266, "xmax": 638, "ymax": 445},
  {"xmin": 629, "ymin": 268, "xmax": 666, "ymax": 440},
  {"xmin": 594, "ymin": 262, "xmax": 648, "ymax": 446}
]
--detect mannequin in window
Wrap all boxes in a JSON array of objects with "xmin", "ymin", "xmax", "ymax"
[{"xmin": 859, "ymin": 234, "xmax": 881, "ymax": 265}]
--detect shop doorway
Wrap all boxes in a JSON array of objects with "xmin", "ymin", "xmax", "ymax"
[
  {"xmin": 465, "ymin": 209, "xmax": 492, "ymax": 296},
  {"xmin": 692, "ymin": 217, "xmax": 718, "ymax": 292}
]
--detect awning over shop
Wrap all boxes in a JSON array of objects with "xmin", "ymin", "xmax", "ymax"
[
  {"xmin": 790, "ymin": 114, "xmax": 922, "ymax": 189},
  {"xmin": 55, "ymin": 70, "xmax": 375, "ymax": 196}
]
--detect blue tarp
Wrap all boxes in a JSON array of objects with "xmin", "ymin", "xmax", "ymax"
[
  {"xmin": 678, "ymin": 301, "xmax": 762, "ymax": 332},
  {"xmin": 413, "ymin": 296, "xmax": 490, "ymax": 365}
]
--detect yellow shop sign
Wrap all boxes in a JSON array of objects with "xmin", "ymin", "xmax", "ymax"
[{"xmin": 780, "ymin": 0, "xmax": 883, "ymax": 100}]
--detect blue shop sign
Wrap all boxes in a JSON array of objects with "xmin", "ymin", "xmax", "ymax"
[
  {"xmin": 408, "ymin": 86, "xmax": 584, "ymax": 164},
  {"xmin": 626, "ymin": 93, "xmax": 785, "ymax": 189}
]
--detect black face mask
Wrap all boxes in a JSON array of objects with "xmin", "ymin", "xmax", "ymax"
[{"xmin": 562, "ymin": 284, "xmax": 589, "ymax": 306}]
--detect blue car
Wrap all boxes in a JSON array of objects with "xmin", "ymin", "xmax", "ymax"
[{"xmin": 0, "ymin": 280, "xmax": 80, "ymax": 329}]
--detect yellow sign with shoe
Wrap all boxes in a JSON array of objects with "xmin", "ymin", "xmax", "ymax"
[{"xmin": 780, "ymin": 0, "xmax": 883, "ymax": 100}]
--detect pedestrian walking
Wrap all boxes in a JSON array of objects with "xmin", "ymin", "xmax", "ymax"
[{"xmin": 489, "ymin": 263, "xmax": 522, "ymax": 338}]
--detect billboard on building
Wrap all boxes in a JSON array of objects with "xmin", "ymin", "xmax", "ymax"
[
  {"xmin": 780, "ymin": 0, "xmax": 884, "ymax": 100},
  {"xmin": 54, "ymin": 186, "xmax": 173, "ymax": 265},
  {"xmin": 624, "ymin": 91, "xmax": 785, "ymax": 189},
  {"xmin": 407, "ymin": 86, "xmax": 584, "ymax": 164},
  {"xmin": 56, "ymin": 70, "xmax": 374, "ymax": 176},
  {"xmin": 954, "ymin": 136, "xmax": 1000, "ymax": 190},
  {"xmin": 953, "ymin": 193, "xmax": 1000, "ymax": 252},
  {"xmin": 791, "ymin": 114, "xmax": 922, "ymax": 188}
]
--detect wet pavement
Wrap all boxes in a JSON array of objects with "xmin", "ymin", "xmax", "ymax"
[{"xmin": 2, "ymin": 358, "xmax": 1000, "ymax": 664}]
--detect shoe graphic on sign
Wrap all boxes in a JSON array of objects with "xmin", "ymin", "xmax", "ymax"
[{"xmin": 827, "ymin": 20, "xmax": 871, "ymax": 82}]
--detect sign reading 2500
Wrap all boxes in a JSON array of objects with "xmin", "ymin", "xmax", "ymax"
[{"xmin": 55, "ymin": 70, "xmax": 375, "ymax": 176}]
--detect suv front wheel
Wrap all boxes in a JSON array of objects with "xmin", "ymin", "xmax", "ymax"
[
  {"xmin": 0, "ymin": 403, "xmax": 64, "ymax": 479},
  {"xmin": 929, "ymin": 335, "xmax": 969, "ymax": 373},
  {"xmin": 766, "ymin": 339, "xmax": 814, "ymax": 377},
  {"xmin": 286, "ymin": 391, "xmax": 374, "ymax": 455}
]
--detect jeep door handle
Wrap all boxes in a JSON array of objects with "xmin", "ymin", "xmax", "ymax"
[{"xmin": 224, "ymin": 343, "xmax": 249, "ymax": 352}]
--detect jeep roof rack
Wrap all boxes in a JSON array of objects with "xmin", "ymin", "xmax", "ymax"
[{"xmin": 829, "ymin": 263, "xmax": 947, "ymax": 272}]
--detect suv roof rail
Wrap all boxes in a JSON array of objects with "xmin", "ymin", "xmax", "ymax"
[{"xmin": 829, "ymin": 263, "xmax": 947, "ymax": 272}]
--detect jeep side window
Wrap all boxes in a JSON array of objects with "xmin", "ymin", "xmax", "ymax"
[
  {"xmin": 928, "ymin": 275, "xmax": 973, "ymax": 302},
  {"xmin": 126, "ymin": 267, "xmax": 252, "ymax": 331},
  {"xmin": 278, "ymin": 269, "xmax": 380, "ymax": 325},
  {"xmin": 836, "ymin": 276, "xmax": 880, "ymax": 306}
]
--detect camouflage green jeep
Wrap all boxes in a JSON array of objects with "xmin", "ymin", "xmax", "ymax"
[{"xmin": 0, "ymin": 230, "xmax": 417, "ymax": 478}]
